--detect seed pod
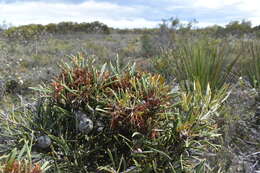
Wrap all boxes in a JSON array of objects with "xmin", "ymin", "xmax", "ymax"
[
  {"xmin": 79, "ymin": 117, "xmax": 94, "ymax": 134},
  {"xmin": 36, "ymin": 135, "xmax": 51, "ymax": 149},
  {"xmin": 75, "ymin": 110, "xmax": 93, "ymax": 134},
  {"xmin": 96, "ymin": 121, "xmax": 104, "ymax": 132}
]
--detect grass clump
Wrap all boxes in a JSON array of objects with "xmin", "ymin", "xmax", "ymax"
[
  {"xmin": 0, "ymin": 54, "xmax": 229, "ymax": 172},
  {"xmin": 153, "ymin": 39, "xmax": 239, "ymax": 93},
  {"xmin": 241, "ymin": 41, "xmax": 260, "ymax": 89}
]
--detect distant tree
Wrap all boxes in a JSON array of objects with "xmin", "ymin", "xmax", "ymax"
[
  {"xmin": 225, "ymin": 19, "xmax": 252, "ymax": 35},
  {"xmin": 200, "ymin": 25, "xmax": 225, "ymax": 37},
  {"xmin": 253, "ymin": 25, "xmax": 260, "ymax": 30},
  {"xmin": 45, "ymin": 23, "xmax": 57, "ymax": 33},
  {"xmin": 3, "ymin": 21, "xmax": 110, "ymax": 42},
  {"xmin": 156, "ymin": 17, "xmax": 181, "ymax": 50}
]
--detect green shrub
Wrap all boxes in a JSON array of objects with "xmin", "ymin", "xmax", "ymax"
[
  {"xmin": 140, "ymin": 33, "xmax": 156, "ymax": 58},
  {"xmin": 3, "ymin": 22, "xmax": 110, "ymax": 42},
  {"xmin": 0, "ymin": 54, "xmax": 229, "ymax": 172},
  {"xmin": 152, "ymin": 49, "xmax": 175, "ymax": 81},
  {"xmin": 3, "ymin": 24, "xmax": 45, "ymax": 43},
  {"xmin": 173, "ymin": 81, "xmax": 230, "ymax": 172}
]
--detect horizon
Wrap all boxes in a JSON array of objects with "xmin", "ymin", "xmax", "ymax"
[{"xmin": 0, "ymin": 0, "xmax": 259, "ymax": 29}]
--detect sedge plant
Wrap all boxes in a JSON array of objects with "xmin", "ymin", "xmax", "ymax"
[
  {"xmin": 153, "ymin": 39, "xmax": 239, "ymax": 94},
  {"xmin": 241, "ymin": 41, "xmax": 260, "ymax": 89}
]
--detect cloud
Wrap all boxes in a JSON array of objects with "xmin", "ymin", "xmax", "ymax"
[
  {"xmin": 0, "ymin": 0, "xmax": 260, "ymax": 28},
  {"xmin": 165, "ymin": 0, "xmax": 260, "ymax": 26},
  {"xmin": 0, "ymin": 0, "xmax": 160, "ymax": 28},
  {"xmin": 194, "ymin": 0, "xmax": 241, "ymax": 9}
]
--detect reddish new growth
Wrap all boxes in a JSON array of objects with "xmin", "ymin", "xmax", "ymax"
[
  {"xmin": 50, "ymin": 61, "xmax": 171, "ymax": 139},
  {"xmin": 51, "ymin": 67, "xmax": 110, "ymax": 106},
  {"xmin": 52, "ymin": 81, "xmax": 64, "ymax": 100},
  {"xmin": 4, "ymin": 161, "xmax": 42, "ymax": 173},
  {"xmin": 107, "ymin": 72, "xmax": 142, "ymax": 91},
  {"xmin": 110, "ymin": 91, "xmax": 169, "ymax": 138}
]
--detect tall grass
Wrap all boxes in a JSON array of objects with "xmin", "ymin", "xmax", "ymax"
[
  {"xmin": 241, "ymin": 41, "xmax": 260, "ymax": 89},
  {"xmin": 153, "ymin": 39, "xmax": 239, "ymax": 93},
  {"xmin": 175, "ymin": 39, "xmax": 240, "ymax": 92}
]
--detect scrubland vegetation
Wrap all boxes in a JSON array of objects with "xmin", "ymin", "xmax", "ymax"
[{"xmin": 0, "ymin": 19, "xmax": 259, "ymax": 172}]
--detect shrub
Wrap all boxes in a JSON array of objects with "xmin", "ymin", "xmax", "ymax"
[
  {"xmin": 171, "ymin": 81, "xmax": 230, "ymax": 172},
  {"xmin": 3, "ymin": 22, "xmax": 110, "ymax": 42},
  {"xmin": 151, "ymin": 49, "xmax": 176, "ymax": 81},
  {"xmin": 0, "ymin": 141, "xmax": 49, "ymax": 173},
  {"xmin": 225, "ymin": 20, "xmax": 252, "ymax": 36},
  {"xmin": 140, "ymin": 33, "xmax": 156, "ymax": 58},
  {"xmin": 3, "ymin": 24, "xmax": 46, "ymax": 43},
  {"xmin": 0, "ymin": 54, "xmax": 229, "ymax": 172}
]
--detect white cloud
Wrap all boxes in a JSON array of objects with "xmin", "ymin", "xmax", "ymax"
[
  {"xmin": 102, "ymin": 19, "xmax": 159, "ymax": 29},
  {"xmin": 194, "ymin": 0, "xmax": 260, "ymax": 23},
  {"xmin": 237, "ymin": 0, "xmax": 260, "ymax": 11},
  {"xmin": 1, "ymin": 0, "xmax": 260, "ymax": 28},
  {"xmin": 0, "ymin": 0, "xmax": 159, "ymax": 28},
  {"xmin": 165, "ymin": 0, "xmax": 260, "ymax": 26},
  {"xmin": 194, "ymin": 0, "xmax": 241, "ymax": 9},
  {"xmin": 226, "ymin": 0, "xmax": 260, "ymax": 26},
  {"xmin": 196, "ymin": 21, "xmax": 224, "ymax": 27}
]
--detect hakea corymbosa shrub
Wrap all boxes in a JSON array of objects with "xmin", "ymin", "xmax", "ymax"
[
  {"xmin": 19, "ymin": 54, "xmax": 228, "ymax": 172},
  {"xmin": 49, "ymin": 54, "xmax": 172, "ymax": 137}
]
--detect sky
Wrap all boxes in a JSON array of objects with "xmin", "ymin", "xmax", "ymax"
[{"xmin": 0, "ymin": 0, "xmax": 259, "ymax": 29}]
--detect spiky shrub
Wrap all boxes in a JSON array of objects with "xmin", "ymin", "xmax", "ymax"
[
  {"xmin": 0, "ymin": 141, "xmax": 49, "ymax": 173},
  {"xmin": 8, "ymin": 54, "xmax": 175, "ymax": 172},
  {"xmin": 0, "ymin": 54, "xmax": 229, "ymax": 172},
  {"xmin": 46, "ymin": 54, "xmax": 171, "ymax": 137}
]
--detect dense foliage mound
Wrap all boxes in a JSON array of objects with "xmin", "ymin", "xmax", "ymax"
[
  {"xmin": 0, "ymin": 54, "xmax": 229, "ymax": 172},
  {"xmin": 3, "ymin": 21, "xmax": 110, "ymax": 42}
]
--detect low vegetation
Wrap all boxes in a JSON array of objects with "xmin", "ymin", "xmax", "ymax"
[{"xmin": 0, "ymin": 18, "xmax": 259, "ymax": 172}]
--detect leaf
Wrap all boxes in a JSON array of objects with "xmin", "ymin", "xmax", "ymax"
[{"xmin": 147, "ymin": 147, "xmax": 172, "ymax": 160}]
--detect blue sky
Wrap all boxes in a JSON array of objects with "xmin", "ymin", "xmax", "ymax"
[{"xmin": 0, "ymin": 0, "xmax": 259, "ymax": 28}]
